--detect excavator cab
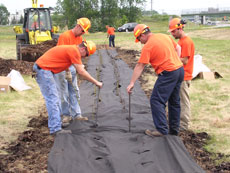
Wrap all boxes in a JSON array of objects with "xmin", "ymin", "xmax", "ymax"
[
  {"xmin": 25, "ymin": 8, "xmax": 53, "ymax": 45},
  {"xmin": 28, "ymin": 10, "xmax": 50, "ymax": 31},
  {"xmin": 14, "ymin": 1, "xmax": 59, "ymax": 61}
]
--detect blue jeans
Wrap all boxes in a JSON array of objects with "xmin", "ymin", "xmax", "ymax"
[
  {"xmin": 109, "ymin": 35, "xmax": 115, "ymax": 47},
  {"xmin": 33, "ymin": 64, "xmax": 62, "ymax": 134},
  {"xmin": 54, "ymin": 65, "xmax": 81, "ymax": 118},
  {"xmin": 150, "ymin": 67, "xmax": 184, "ymax": 135}
]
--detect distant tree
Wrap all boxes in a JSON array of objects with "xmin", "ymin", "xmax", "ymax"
[
  {"xmin": 56, "ymin": 0, "xmax": 100, "ymax": 31},
  {"xmin": 54, "ymin": 0, "xmax": 145, "ymax": 32},
  {"xmin": 100, "ymin": 0, "xmax": 119, "ymax": 31},
  {"xmin": 11, "ymin": 16, "xmax": 17, "ymax": 24},
  {"xmin": 0, "ymin": 4, "xmax": 10, "ymax": 25},
  {"xmin": 51, "ymin": 0, "xmax": 67, "ymax": 29},
  {"xmin": 151, "ymin": 14, "xmax": 170, "ymax": 22},
  {"xmin": 19, "ymin": 14, "xmax": 24, "ymax": 24},
  {"xmin": 118, "ymin": 0, "xmax": 144, "ymax": 23},
  {"xmin": 116, "ymin": 15, "xmax": 128, "ymax": 27},
  {"xmin": 142, "ymin": 10, "xmax": 158, "ymax": 16}
]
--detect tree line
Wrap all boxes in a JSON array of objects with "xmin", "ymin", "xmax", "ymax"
[
  {"xmin": 0, "ymin": 0, "xmax": 145, "ymax": 30},
  {"xmin": 0, "ymin": 4, "xmax": 10, "ymax": 25},
  {"xmin": 52, "ymin": 0, "xmax": 145, "ymax": 32}
]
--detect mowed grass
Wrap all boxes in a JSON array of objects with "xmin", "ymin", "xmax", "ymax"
[
  {"xmin": 0, "ymin": 26, "xmax": 16, "ymax": 59},
  {"xmin": 189, "ymin": 30, "xmax": 230, "ymax": 155},
  {"xmin": 0, "ymin": 21, "xmax": 229, "ymax": 162},
  {"xmin": 0, "ymin": 75, "xmax": 43, "ymax": 154}
]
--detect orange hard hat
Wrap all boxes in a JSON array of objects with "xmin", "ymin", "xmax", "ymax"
[
  {"xmin": 133, "ymin": 24, "xmax": 149, "ymax": 43},
  {"xmin": 84, "ymin": 41, "xmax": 96, "ymax": 56},
  {"xmin": 168, "ymin": 18, "xmax": 184, "ymax": 32},
  {"xmin": 77, "ymin": 17, "xmax": 91, "ymax": 34}
]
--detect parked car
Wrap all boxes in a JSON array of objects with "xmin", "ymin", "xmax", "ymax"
[
  {"xmin": 206, "ymin": 20, "xmax": 216, "ymax": 25},
  {"xmin": 117, "ymin": 23, "xmax": 138, "ymax": 32}
]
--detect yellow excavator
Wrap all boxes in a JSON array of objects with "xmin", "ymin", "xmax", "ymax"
[{"xmin": 13, "ymin": 0, "xmax": 59, "ymax": 61}]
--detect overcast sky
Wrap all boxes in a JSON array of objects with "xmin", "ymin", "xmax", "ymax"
[
  {"xmin": 0, "ymin": 0, "xmax": 57, "ymax": 14},
  {"xmin": 145, "ymin": 0, "xmax": 230, "ymax": 14},
  {"xmin": 1, "ymin": 0, "xmax": 230, "ymax": 15}
]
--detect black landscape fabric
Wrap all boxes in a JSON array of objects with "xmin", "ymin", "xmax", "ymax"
[{"xmin": 48, "ymin": 49, "xmax": 205, "ymax": 173}]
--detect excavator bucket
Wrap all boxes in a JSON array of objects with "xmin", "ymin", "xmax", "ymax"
[{"xmin": 19, "ymin": 39, "xmax": 58, "ymax": 62}]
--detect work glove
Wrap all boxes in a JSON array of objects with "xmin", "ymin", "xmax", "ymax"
[{"xmin": 65, "ymin": 71, "xmax": 72, "ymax": 83}]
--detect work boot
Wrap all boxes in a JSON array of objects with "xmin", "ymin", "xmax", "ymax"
[
  {"xmin": 169, "ymin": 129, "xmax": 179, "ymax": 136},
  {"xmin": 51, "ymin": 129, "xmax": 72, "ymax": 137},
  {"xmin": 74, "ymin": 115, "xmax": 88, "ymax": 121},
  {"xmin": 145, "ymin": 129, "xmax": 164, "ymax": 137},
  {"xmin": 179, "ymin": 125, "xmax": 188, "ymax": 132},
  {"xmin": 62, "ymin": 115, "xmax": 73, "ymax": 128}
]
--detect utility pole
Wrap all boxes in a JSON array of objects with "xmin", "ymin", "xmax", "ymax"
[{"xmin": 151, "ymin": 0, "xmax": 153, "ymax": 11}]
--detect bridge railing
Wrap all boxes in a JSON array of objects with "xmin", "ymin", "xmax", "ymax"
[{"xmin": 181, "ymin": 7, "xmax": 230, "ymax": 15}]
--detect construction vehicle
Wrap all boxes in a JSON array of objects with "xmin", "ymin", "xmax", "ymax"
[{"xmin": 13, "ymin": 0, "xmax": 59, "ymax": 61}]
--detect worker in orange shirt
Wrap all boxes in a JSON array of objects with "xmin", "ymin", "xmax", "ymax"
[
  {"xmin": 54, "ymin": 17, "xmax": 91, "ymax": 128},
  {"xmin": 30, "ymin": 14, "xmax": 43, "ymax": 29},
  {"xmin": 33, "ymin": 41, "xmax": 103, "ymax": 135},
  {"xmin": 168, "ymin": 18, "xmax": 195, "ymax": 131},
  {"xmin": 106, "ymin": 25, "xmax": 115, "ymax": 47},
  {"xmin": 127, "ymin": 24, "xmax": 184, "ymax": 137}
]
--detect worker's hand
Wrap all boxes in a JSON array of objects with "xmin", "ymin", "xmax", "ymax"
[
  {"xmin": 65, "ymin": 71, "xmax": 72, "ymax": 83},
  {"xmin": 96, "ymin": 81, "xmax": 103, "ymax": 88},
  {"xmin": 127, "ymin": 83, "xmax": 134, "ymax": 94}
]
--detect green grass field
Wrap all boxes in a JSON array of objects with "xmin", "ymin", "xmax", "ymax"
[{"xmin": 0, "ymin": 20, "xmax": 229, "ymax": 162}]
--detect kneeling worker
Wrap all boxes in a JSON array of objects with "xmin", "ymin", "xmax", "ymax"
[{"xmin": 33, "ymin": 41, "xmax": 103, "ymax": 135}]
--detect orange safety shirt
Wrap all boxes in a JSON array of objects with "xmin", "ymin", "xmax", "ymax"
[
  {"xmin": 138, "ymin": 33, "xmax": 183, "ymax": 74},
  {"xmin": 57, "ymin": 30, "xmax": 83, "ymax": 45},
  {"xmin": 36, "ymin": 45, "xmax": 82, "ymax": 74},
  {"xmin": 178, "ymin": 36, "xmax": 195, "ymax": 80},
  {"xmin": 107, "ymin": 27, "xmax": 115, "ymax": 35},
  {"xmin": 31, "ymin": 21, "xmax": 43, "ymax": 28}
]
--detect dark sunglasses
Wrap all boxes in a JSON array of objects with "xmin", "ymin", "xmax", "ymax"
[
  {"xmin": 137, "ymin": 34, "xmax": 142, "ymax": 41},
  {"xmin": 85, "ymin": 47, "xmax": 89, "ymax": 56}
]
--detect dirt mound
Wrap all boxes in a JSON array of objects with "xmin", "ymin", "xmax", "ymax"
[
  {"xmin": 0, "ymin": 107, "xmax": 53, "ymax": 173},
  {"xmin": 0, "ymin": 58, "xmax": 34, "ymax": 76},
  {"xmin": 20, "ymin": 42, "xmax": 109, "ymax": 62},
  {"xmin": 179, "ymin": 131, "xmax": 230, "ymax": 172},
  {"xmin": 0, "ymin": 48, "xmax": 229, "ymax": 172}
]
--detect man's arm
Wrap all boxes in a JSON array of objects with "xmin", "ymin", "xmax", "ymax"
[
  {"xmin": 180, "ymin": 56, "xmax": 189, "ymax": 65},
  {"xmin": 127, "ymin": 63, "xmax": 145, "ymax": 94},
  {"xmin": 73, "ymin": 64, "xmax": 103, "ymax": 88}
]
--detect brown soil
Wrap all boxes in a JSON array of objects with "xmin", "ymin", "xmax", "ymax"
[
  {"xmin": 0, "ymin": 45, "xmax": 230, "ymax": 173},
  {"xmin": 0, "ymin": 58, "xmax": 34, "ymax": 76}
]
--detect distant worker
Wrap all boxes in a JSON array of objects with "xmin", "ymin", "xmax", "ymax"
[
  {"xmin": 168, "ymin": 18, "xmax": 195, "ymax": 131},
  {"xmin": 54, "ymin": 17, "xmax": 91, "ymax": 127},
  {"xmin": 30, "ymin": 14, "xmax": 43, "ymax": 29},
  {"xmin": 33, "ymin": 41, "xmax": 103, "ymax": 135},
  {"xmin": 106, "ymin": 25, "xmax": 115, "ymax": 47},
  {"xmin": 127, "ymin": 24, "xmax": 184, "ymax": 137}
]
